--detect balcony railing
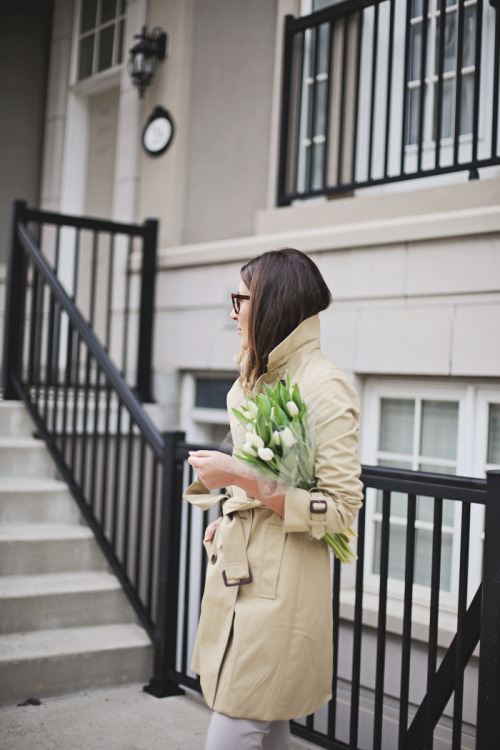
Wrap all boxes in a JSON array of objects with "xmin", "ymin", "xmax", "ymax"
[{"xmin": 278, "ymin": 0, "xmax": 500, "ymax": 205}]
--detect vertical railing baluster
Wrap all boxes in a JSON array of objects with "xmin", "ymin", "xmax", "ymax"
[
  {"xmin": 453, "ymin": 0, "xmax": 465, "ymax": 166},
  {"xmin": 111, "ymin": 399, "xmax": 123, "ymax": 547},
  {"xmin": 123, "ymin": 414, "xmax": 135, "ymax": 570},
  {"xmin": 399, "ymin": 493, "xmax": 416, "ymax": 749},
  {"xmin": 349, "ymin": 495, "xmax": 366, "ymax": 748},
  {"xmin": 417, "ymin": 0, "xmax": 430, "ymax": 173},
  {"xmin": 2, "ymin": 201, "xmax": 28, "ymax": 399},
  {"xmin": 368, "ymin": 2, "xmax": 380, "ymax": 181},
  {"xmin": 181, "ymin": 497, "xmax": 193, "ymax": 675},
  {"xmin": 70, "ymin": 330, "xmax": 81, "ymax": 474},
  {"xmin": 351, "ymin": 10, "xmax": 363, "ymax": 184},
  {"xmin": 100, "ymin": 375, "xmax": 113, "ymax": 535},
  {"xmin": 106, "ymin": 233, "xmax": 115, "ymax": 353},
  {"xmin": 89, "ymin": 365, "xmax": 101, "ymax": 518},
  {"xmin": 435, "ymin": 0, "xmax": 446, "ymax": 169},
  {"xmin": 471, "ymin": 0, "xmax": 483, "ymax": 169},
  {"xmin": 400, "ymin": 0, "xmax": 413, "ymax": 174},
  {"xmin": 452, "ymin": 502, "xmax": 470, "ymax": 749},
  {"xmin": 147, "ymin": 456, "xmax": 161, "ymax": 618},
  {"xmin": 425, "ymin": 497, "xmax": 443, "ymax": 750},
  {"xmin": 384, "ymin": 0, "xmax": 396, "ymax": 178},
  {"xmin": 122, "ymin": 236, "xmax": 133, "ymax": 379},
  {"xmin": 337, "ymin": 17, "xmax": 349, "ymax": 186},
  {"xmin": 134, "ymin": 438, "xmax": 147, "ymax": 597},
  {"xmin": 491, "ymin": 2, "xmax": 500, "ymax": 160},
  {"xmin": 307, "ymin": 25, "xmax": 319, "ymax": 193},
  {"xmin": 329, "ymin": 555, "xmax": 341, "ymax": 740},
  {"xmin": 373, "ymin": 490, "xmax": 391, "ymax": 750},
  {"xmin": 89, "ymin": 231, "xmax": 98, "ymax": 330}
]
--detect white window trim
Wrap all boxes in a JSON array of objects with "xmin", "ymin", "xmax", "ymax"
[{"xmin": 360, "ymin": 378, "xmax": 500, "ymax": 612}]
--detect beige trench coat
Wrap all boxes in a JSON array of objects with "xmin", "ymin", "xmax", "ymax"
[{"xmin": 185, "ymin": 315, "xmax": 363, "ymax": 721}]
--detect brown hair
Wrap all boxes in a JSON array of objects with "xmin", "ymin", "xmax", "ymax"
[{"xmin": 238, "ymin": 248, "xmax": 332, "ymax": 390}]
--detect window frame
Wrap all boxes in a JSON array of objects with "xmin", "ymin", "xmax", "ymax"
[
  {"xmin": 361, "ymin": 378, "xmax": 499, "ymax": 610},
  {"xmin": 73, "ymin": 0, "xmax": 127, "ymax": 85}
]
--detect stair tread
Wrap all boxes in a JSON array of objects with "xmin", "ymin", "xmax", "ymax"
[
  {"xmin": 0, "ymin": 571, "xmax": 121, "ymax": 597},
  {"xmin": 0, "ymin": 437, "xmax": 46, "ymax": 447},
  {"xmin": 0, "ymin": 624, "xmax": 151, "ymax": 661},
  {"xmin": 0, "ymin": 477, "xmax": 68, "ymax": 492},
  {"xmin": 0, "ymin": 523, "xmax": 93, "ymax": 541}
]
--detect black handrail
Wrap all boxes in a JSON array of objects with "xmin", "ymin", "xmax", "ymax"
[
  {"xmin": 278, "ymin": 0, "xmax": 500, "ymax": 205},
  {"xmin": 1, "ymin": 200, "xmax": 183, "ymax": 697},
  {"xmin": 2, "ymin": 200, "xmax": 157, "ymax": 402}
]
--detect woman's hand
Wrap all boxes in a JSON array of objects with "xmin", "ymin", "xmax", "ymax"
[
  {"xmin": 204, "ymin": 517, "xmax": 221, "ymax": 543},
  {"xmin": 187, "ymin": 450, "xmax": 236, "ymax": 491}
]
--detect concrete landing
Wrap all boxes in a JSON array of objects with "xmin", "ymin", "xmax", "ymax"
[{"xmin": 0, "ymin": 684, "xmax": 317, "ymax": 749}]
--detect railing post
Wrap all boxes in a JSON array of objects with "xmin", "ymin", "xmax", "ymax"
[
  {"xmin": 2, "ymin": 200, "xmax": 29, "ymax": 399},
  {"xmin": 144, "ymin": 430, "xmax": 186, "ymax": 698},
  {"xmin": 476, "ymin": 469, "xmax": 500, "ymax": 748},
  {"xmin": 277, "ymin": 15, "xmax": 295, "ymax": 207},
  {"xmin": 136, "ymin": 218, "xmax": 158, "ymax": 403}
]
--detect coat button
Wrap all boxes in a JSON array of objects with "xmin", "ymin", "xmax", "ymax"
[{"xmin": 210, "ymin": 554, "xmax": 217, "ymax": 564}]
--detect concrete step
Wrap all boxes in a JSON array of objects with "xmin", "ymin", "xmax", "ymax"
[
  {"xmin": 0, "ymin": 437, "xmax": 57, "ymax": 479},
  {"xmin": 0, "ymin": 623, "xmax": 153, "ymax": 704},
  {"xmin": 0, "ymin": 523, "xmax": 109, "ymax": 575},
  {"xmin": 0, "ymin": 401, "xmax": 35, "ymax": 437},
  {"xmin": 0, "ymin": 572, "xmax": 137, "ymax": 634},
  {"xmin": 0, "ymin": 478, "xmax": 80, "ymax": 525}
]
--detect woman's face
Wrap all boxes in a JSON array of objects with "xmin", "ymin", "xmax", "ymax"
[{"xmin": 230, "ymin": 279, "xmax": 251, "ymax": 350}]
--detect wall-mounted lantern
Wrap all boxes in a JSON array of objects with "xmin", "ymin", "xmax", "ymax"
[{"xmin": 127, "ymin": 26, "xmax": 168, "ymax": 98}]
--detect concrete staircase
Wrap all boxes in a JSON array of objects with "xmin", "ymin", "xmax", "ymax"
[{"xmin": 0, "ymin": 401, "xmax": 153, "ymax": 705}]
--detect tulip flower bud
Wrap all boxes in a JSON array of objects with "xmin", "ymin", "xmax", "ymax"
[
  {"xmin": 258, "ymin": 447, "xmax": 274, "ymax": 461},
  {"xmin": 287, "ymin": 401, "xmax": 299, "ymax": 417},
  {"xmin": 246, "ymin": 433, "xmax": 265, "ymax": 449},
  {"xmin": 273, "ymin": 430, "xmax": 281, "ymax": 446},
  {"xmin": 242, "ymin": 442, "xmax": 258, "ymax": 457},
  {"xmin": 247, "ymin": 401, "xmax": 259, "ymax": 419},
  {"xmin": 281, "ymin": 427, "xmax": 296, "ymax": 447}
]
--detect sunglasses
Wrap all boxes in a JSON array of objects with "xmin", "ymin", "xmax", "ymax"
[{"xmin": 231, "ymin": 293, "xmax": 250, "ymax": 314}]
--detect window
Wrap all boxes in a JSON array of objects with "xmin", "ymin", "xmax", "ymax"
[
  {"xmin": 362, "ymin": 380, "xmax": 500, "ymax": 607},
  {"xmin": 373, "ymin": 396, "xmax": 459, "ymax": 592},
  {"xmin": 180, "ymin": 373, "xmax": 236, "ymax": 446},
  {"xmin": 77, "ymin": 0, "xmax": 126, "ymax": 80},
  {"xmin": 406, "ymin": 0, "xmax": 477, "ymax": 146}
]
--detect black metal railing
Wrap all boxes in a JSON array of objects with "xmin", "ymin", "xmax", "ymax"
[
  {"xmin": 170, "ymin": 444, "xmax": 500, "ymax": 750},
  {"xmin": 3, "ymin": 201, "xmax": 500, "ymax": 746},
  {"xmin": 2, "ymin": 200, "xmax": 157, "ymax": 402},
  {"xmin": 278, "ymin": 0, "xmax": 500, "ymax": 205},
  {"xmin": 0, "ymin": 201, "xmax": 185, "ymax": 696}
]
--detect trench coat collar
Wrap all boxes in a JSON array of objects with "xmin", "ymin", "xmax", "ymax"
[{"xmin": 265, "ymin": 314, "xmax": 321, "ymax": 381}]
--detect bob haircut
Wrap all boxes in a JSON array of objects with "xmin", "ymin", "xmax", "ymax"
[{"xmin": 238, "ymin": 248, "xmax": 332, "ymax": 391}]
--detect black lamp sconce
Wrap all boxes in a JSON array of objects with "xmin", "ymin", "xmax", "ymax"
[{"xmin": 127, "ymin": 26, "xmax": 168, "ymax": 98}]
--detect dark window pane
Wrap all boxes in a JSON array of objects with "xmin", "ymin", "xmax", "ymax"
[
  {"xmin": 100, "ymin": 0, "xmax": 117, "ymax": 24},
  {"xmin": 117, "ymin": 19, "xmax": 125, "ymax": 63},
  {"xmin": 98, "ymin": 25, "xmax": 114, "ymax": 72},
  {"xmin": 119, "ymin": 0, "xmax": 126, "ymax": 13},
  {"xmin": 80, "ymin": 0, "xmax": 98, "ymax": 33},
  {"xmin": 78, "ymin": 35, "xmax": 95, "ymax": 79},
  {"xmin": 488, "ymin": 404, "xmax": 500, "ymax": 465},
  {"xmin": 195, "ymin": 378, "xmax": 235, "ymax": 410}
]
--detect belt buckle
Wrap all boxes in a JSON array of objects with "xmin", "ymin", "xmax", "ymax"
[
  {"xmin": 310, "ymin": 498, "xmax": 327, "ymax": 514},
  {"xmin": 222, "ymin": 569, "xmax": 253, "ymax": 587}
]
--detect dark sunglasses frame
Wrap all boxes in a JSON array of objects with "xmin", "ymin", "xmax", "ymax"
[{"xmin": 231, "ymin": 293, "xmax": 250, "ymax": 314}]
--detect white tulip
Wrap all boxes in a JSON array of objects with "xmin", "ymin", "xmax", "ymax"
[
  {"xmin": 287, "ymin": 401, "xmax": 299, "ymax": 417},
  {"xmin": 242, "ymin": 442, "xmax": 258, "ymax": 457},
  {"xmin": 246, "ymin": 432, "xmax": 265, "ymax": 449},
  {"xmin": 258, "ymin": 447, "xmax": 274, "ymax": 461},
  {"xmin": 281, "ymin": 427, "xmax": 296, "ymax": 447},
  {"xmin": 273, "ymin": 430, "xmax": 281, "ymax": 446},
  {"xmin": 246, "ymin": 401, "xmax": 259, "ymax": 418}
]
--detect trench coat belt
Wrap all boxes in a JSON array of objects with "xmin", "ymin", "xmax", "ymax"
[{"xmin": 183, "ymin": 480, "xmax": 262, "ymax": 585}]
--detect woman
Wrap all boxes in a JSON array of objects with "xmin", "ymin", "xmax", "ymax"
[{"xmin": 186, "ymin": 248, "xmax": 363, "ymax": 750}]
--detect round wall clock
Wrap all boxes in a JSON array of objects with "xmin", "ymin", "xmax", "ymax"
[{"xmin": 142, "ymin": 106, "xmax": 175, "ymax": 156}]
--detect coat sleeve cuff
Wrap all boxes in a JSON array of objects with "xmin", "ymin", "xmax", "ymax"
[{"xmin": 283, "ymin": 486, "xmax": 327, "ymax": 539}]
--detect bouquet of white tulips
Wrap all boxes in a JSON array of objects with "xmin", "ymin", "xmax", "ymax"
[{"xmin": 232, "ymin": 373, "xmax": 357, "ymax": 563}]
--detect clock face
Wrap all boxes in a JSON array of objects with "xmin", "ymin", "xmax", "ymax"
[{"xmin": 142, "ymin": 110, "xmax": 174, "ymax": 155}]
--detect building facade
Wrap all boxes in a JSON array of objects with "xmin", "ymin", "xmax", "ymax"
[{"xmin": 1, "ymin": 0, "xmax": 500, "ymax": 740}]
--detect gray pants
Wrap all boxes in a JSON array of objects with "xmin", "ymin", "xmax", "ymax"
[{"xmin": 205, "ymin": 711, "xmax": 291, "ymax": 750}]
